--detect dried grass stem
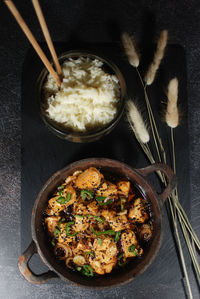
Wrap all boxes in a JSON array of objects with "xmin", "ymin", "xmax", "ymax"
[
  {"xmin": 126, "ymin": 100, "xmax": 149, "ymax": 144},
  {"xmin": 121, "ymin": 32, "xmax": 140, "ymax": 67},
  {"xmin": 165, "ymin": 78, "xmax": 179, "ymax": 128},
  {"xmin": 145, "ymin": 30, "xmax": 168, "ymax": 85}
]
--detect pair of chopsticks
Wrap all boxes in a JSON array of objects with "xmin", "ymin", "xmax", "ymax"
[{"xmin": 4, "ymin": 0, "xmax": 63, "ymax": 87}]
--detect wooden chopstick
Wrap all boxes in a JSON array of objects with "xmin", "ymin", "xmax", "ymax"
[
  {"xmin": 4, "ymin": 0, "xmax": 61, "ymax": 87},
  {"xmin": 32, "ymin": 0, "xmax": 63, "ymax": 78}
]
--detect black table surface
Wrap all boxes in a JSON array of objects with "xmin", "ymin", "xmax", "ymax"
[{"xmin": 0, "ymin": 1, "xmax": 200, "ymax": 298}]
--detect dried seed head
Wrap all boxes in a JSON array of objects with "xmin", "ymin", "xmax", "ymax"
[
  {"xmin": 126, "ymin": 100, "xmax": 150, "ymax": 143},
  {"xmin": 165, "ymin": 77, "xmax": 179, "ymax": 128},
  {"xmin": 121, "ymin": 32, "xmax": 140, "ymax": 67},
  {"xmin": 144, "ymin": 30, "xmax": 168, "ymax": 85}
]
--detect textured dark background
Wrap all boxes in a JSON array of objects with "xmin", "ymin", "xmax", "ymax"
[{"xmin": 0, "ymin": 0, "xmax": 200, "ymax": 298}]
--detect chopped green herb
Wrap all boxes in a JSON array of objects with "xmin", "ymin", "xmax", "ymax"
[
  {"xmin": 91, "ymin": 227, "xmax": 115, "ymax": 236},
  {"xmin": 56, "ymin": 217, "xmax": 66, "ymax": 231},
  {"xmin": 96, "ymin": 196, "xmax": 113, "ymax": 206},
  {"xmin": 84, "ymin": 251, "xmax": 95, "ymax": 257},
  {"xmin": 100, "ymin": 199, "xmax": 113, "ymax": 206},
  {"xmin": 53, "ymin": 228, "xmax": 60, "ymax": 238},
  {"xmin": 77, "ymin": 264, "xmax": 94, "ymax": 277},
  {"xmin": 65, "ymin": 222, "xmax": 74, "ymax": 229},
  {"xmin": 133, "ymin": 250, "xmax": 138, "ymax": 256},
  {"xmin": 93, "ymin": 216, "xmax": 104, "ymax": 223},
  {"xmin": 118, "ymin": 253, "xmax": 124, "ymax": 259},
  {"xmin": 98, "ymin": 238, "xmax": 102, "ymax": 245},
  {"xmin": 76, "ymin": 266, "xmax": 82, "ymax": 271},
  {"xmin": 65, "ymin": 221, "xmax": 78, "ymax": 236},
  {"xmin": 74, "ymin": 214, "xmax": 84, "ymax": 218},
  {"xmin": 120, "ymin": 197, "xmax": 126, "ymax": 211},
  {"xmin": 128, "ymin": 244, "xmax": 138, "ymax": 255},
  {"xmin": 66, "ymin": 193, "xmax": 71, "ymax": 202},
  {"xmin": 56, "ymin": 218, "xmax": 66, "ymax": 230},
  {"xmin": 96, "ymin": 197, "xmax": 113, "ymax": 206},
  {"xmin": 102, "ymin": 229, "xmax": 115, "ymax": 235},
  {"xmin": 81, "ymin": 265, "xmax": 94, "ymax": 277},
  {"xmin": 56, "ymin": 196, "xmax": 66, "ymax": 204},
  {"xmin": 58, "ymin": 185, "xmax": 65, "ymax": 196},
  {"xmin": 51, "ymin": 238, "xmax": 56, "ymax": 246},
  {"xmin": 56, "ymin": 193, "xmax": 71, "ymax": 204},
  {"xmin": 87, "ymin": 215, "xmax": 104, "ymax": 223},
  {"xmin": 80, "ymin": 189, "xmax": 93, "ymax": 200},
  {"xmin": 114, "ymin": 231, "xmax": 121, "ymax": 242},
  {"xmin": 58, "ymin": 191, "xmax": 63, "ymax": 196},
  {"xmin": 69, "ymin": 232, "xmax": 79, "ymax": 236},
  {"xmin": 96, "ymin": 196, "xmax": 106, "ymax": 202},
  {"xmin": 58, "ymin": 185, "xmax": 64, "ymax": 190},
  {"xmin": 74, "ymin": 214, "xmax": 104, "ymax": 223},
  {"xmin": 91, "ymin": 227, "xmax": 99, "ymax": 235},
  {"xmin": 128, "ymin": 244, "xmax": 135, "ymax": 252},
  {"xmin": 118, "ymin": 253, "xmax": 126, "ymax": 266},
  {"xmin": 65, "ymin": 221, "xmax": 74, "ymax": 232}
]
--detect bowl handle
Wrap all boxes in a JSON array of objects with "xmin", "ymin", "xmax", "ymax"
[
  {"xmin": 18, "ymin": 240, "xmax": 58, "ymax": 284},
  {"xmin": 136, "ymin": 163, "xmax": 177, "ymax": 206}
]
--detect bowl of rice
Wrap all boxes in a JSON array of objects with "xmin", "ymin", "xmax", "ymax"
[{"xmin": 37, "ymin": 51, "xmax": 126, "ymax": 142}]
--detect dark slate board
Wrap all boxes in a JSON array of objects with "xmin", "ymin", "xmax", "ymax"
[{"xmin": 21, "ymin": 42, "xmax": 190, "ymax": 287}]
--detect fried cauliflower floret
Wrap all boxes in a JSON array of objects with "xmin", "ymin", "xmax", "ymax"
[
  {"xmin": 88, "ymin": 260, "xmax": 104, "ymax": 275},
  {"xmin": 96, "ymin": 181, "xmax": 118, "ymax": 197},
  {"xmin": 75, "ymin": 167, "xmax": 102, "ymax": 189},
  {"xmin": 128, "ymin": 198, "xmax": 149, "ymax": 223},
  {"xmin": 101, "ymin": 210, "xmax": 130, "ymax": 231},
  {"xmin": 45, "ymin": 216, "xmax": 60, "ymax": 236},
  {"xmin": 89, "ymin": 258, "xmax": 117, "ymax": 275},
  {"xmin": 63, "ymin": 184, "xmax": 77, "ymax": 204},
  {"xmin": 58, "ymin": 223, "xmax": 76, "ymax": 245},
  {"xmin": 73, "ymin": 255, "xmax": 86, "ymax": 266},
  {"xmin": 121, "ymin": 230, "xmax": 139, "ymax": 258},
  {"xmin": 87, "ymin": 201, "xmax": 99, "ymax": 215},
  {"xmin": 73, "ymin": 216, "xmax": 89, "ymax": 232},
  {"xmin": 73, "ymin": 202, "xmax": 87, "ymax": 215},
  {"xmin": 65, "ymin": 170, "xmax": 83, "ymax": 185},
  {"xmin": 47, "ymin": 185, "xmax": 76, "ymax": 215},
  {"xmin": 88, "ymin": 237, "xmax": 117, "ymax": 275},
  {"xmin": 117, "ymin": 181, "xmax": 130, "ymax": 196},
  {"xmin": 101, "ymin": 209, "xmax": 116, "ymax": 220},
  {"xmin": 46, "ymin": 197, "xmax": 63, "ymax": 215},
  {"xmin": 73, "ymin": 200, "xmax": 99, "ymax": 216},
  {"xmin": 73, "ymin": 239, "xmax": 93, "ymax": 255},
  {"xmin": 110, "ymin": 215, "xmax": 130, "ymax": 231},
  {"xmin": 96, "ymin": 181, "xmax": 107, "ymax": 195}
]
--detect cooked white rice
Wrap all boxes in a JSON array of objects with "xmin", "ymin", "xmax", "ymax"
[{"xmin": 43, "ymin": 57, "xmax": 120, "ymax": 132}]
